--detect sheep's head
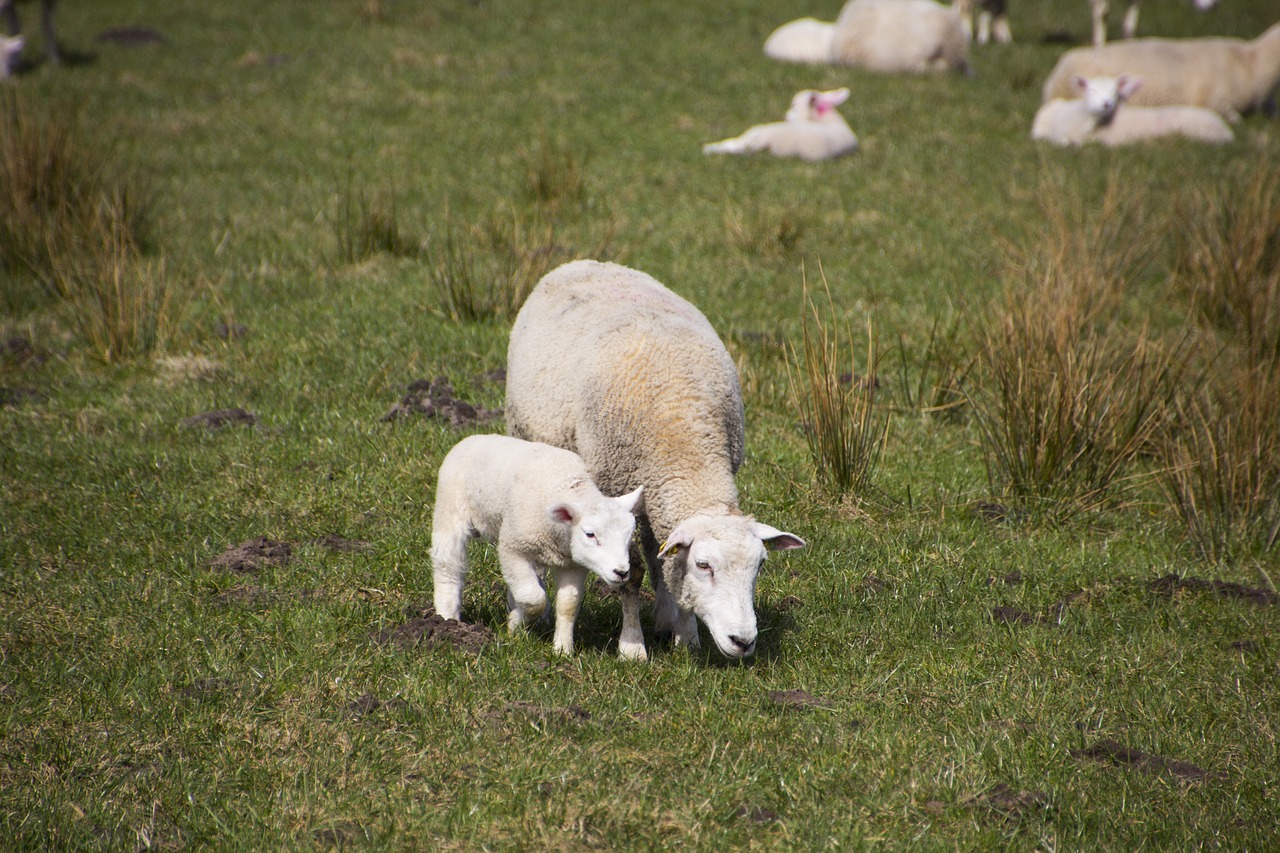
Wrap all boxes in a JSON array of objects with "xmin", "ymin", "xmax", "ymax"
[
  {"xmin": 551, "ymin": 486, "xmax": 643, "ymax": 587},
  {"xmin": 658, "ymin": 514, "xmax": 805, "ymax": 659},
  {"xmin": 1072, "ymin": 75, "xmax": 1143, "ymax": 124},
  {"xmin": 786, "ymin": 88, "xmax": 850, "ymax": 123}
]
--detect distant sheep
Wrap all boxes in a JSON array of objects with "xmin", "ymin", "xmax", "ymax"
[
  {"xmin": 763, "ymin": 17, "xmax": 836, "ymax": 64},
  {"xmin": 506, "ymin": 260, "xmax": 805, "ymax": 661},
  {"xmin": 431, "ymin": 434, "xmax": 643, "ymax": 656},
  {"xmin": 1032, "ymin": 74, "xmax": 1234, "ymax": 145},
  {"xmin": 953, "ymin": 0, "xmax": 1219, "ymax": 47},
  {"xmin": 0, "ymin": 0, "xmax": 59, "ymax": 76},
  {"xmin": 1089, "ymin": 0, "xmax": 1220, "ymax": 47},
  {"xmin": 830, "ymin": 0, "xmax": 970, "ymax": 74},
  {"xmin": 1042, "ymin": 22, "xmax": 1280, "ymax": 121},
  {"xmin": 702, "ymin": 88, "xmax": 858, "ymax": 162}
]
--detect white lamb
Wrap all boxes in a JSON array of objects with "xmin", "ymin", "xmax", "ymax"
[
  {"xmin": 1042, "ymin": 21, "xmax": 1280, "ymax": 121},
  {"xmin": 831, "ymin": 0, "xmax": 970, "ymax": 74},
  {"xmin": 702, "ymin": 88, "xmax": 858, "ymax": 162},
  {"xmin": 1032, "ymin": 74, "xmax": 1234, "ymax": 145},
  {"xmin": 763, "ymin": 17, "xmax": 836, "ymax": 64},
  {"xmin": 506, "ymin": 260, "xmax": 806, "ymax": 662},
  {"xmin": 430, "ymin": 434, "xmax": 643, "ymax": 656}
]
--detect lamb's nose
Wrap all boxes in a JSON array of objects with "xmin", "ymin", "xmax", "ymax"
[
  {"xmin": 728, "ymin": 634, "xmax": 756, "ymax": 655},
  {"xmin": 612, "ymin": 567, "xmax": 629, "ymax": 582}
]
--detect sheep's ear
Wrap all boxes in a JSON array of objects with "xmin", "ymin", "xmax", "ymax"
[
  {"xmin": 1117, "ymin": 75, "xmax": 1143, "ymax": 99},
  {"xmin": 821, "ymin": 88, "xmax": 850, "ymax": 108},
  {"xmin": 751, "ymin": 522, "xmax": 806, "ymax": 551},
  {"xmin": 548, "ymin": 503, "xmax": 577, "ymax": 525},
  {"xmin": 615, "ymin": 486, "xmax": 644, "ymax": 515},
  {"xmin": 658, "ymin": 522, "xmax": 695, "ymax": 558}
]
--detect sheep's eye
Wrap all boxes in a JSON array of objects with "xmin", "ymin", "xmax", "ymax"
[
  {"xmin": 695, "ymin": 559, "xmax": 712, "ymax": 572},
  {"xmin": 584, "ymin": 530, "xmax": 597, "ymax": 541}
]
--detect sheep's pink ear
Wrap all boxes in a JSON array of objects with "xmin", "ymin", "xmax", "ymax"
[
  {"xmin": 820, "ymin": 88, "xmax": 850, "ymax": 108},
  {"xmin": 1071, "ymin": 75, "xmax": 1088, "ymax": 94},
  {"xmin": 751, "ymin": 522, "xmax": 806, "ymax": 551},
  {"xmin": 615, "ymin": 486, "xmax": 644, "ymax": 515},
  {"xmin": 658, "ymin": 523, "xmax": 694, "ymax": 558},
  {"xmin": 548, "ymin": 503, "xmax": 577, "ymax": 525},
  {"xmin": 1116, "ymin": 75, "xmax": 1143, "ymax": 99}
]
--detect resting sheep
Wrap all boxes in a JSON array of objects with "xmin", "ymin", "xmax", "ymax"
[
  {"xmin": 1042, "ymin": 21, "xmax": 1280, "ymax": 121},
  {"xmin": 763, "ymin": 17, "xmax": 836, "ymax": 64},
  {"xmin": 431, "ymin": 434, "xmax": 643, "ymax": 656},
  {"xmin": 702, "ymin": 88, "xmax": 858, "ymax": 162},
  {"xmin": 831, "ymin": 0, "xmax": 970, "ymax": 74},
  {"xmin": 506, "ymin": 260, "xmax": 805, "ymax": 661},
  {"xmin": 1032, "ymin": 74, "xmax": 1234, "ymax": 145}
]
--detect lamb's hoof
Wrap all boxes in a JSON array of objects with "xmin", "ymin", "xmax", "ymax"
[{"xmin": 618, "ymin": 641, "xmax": 649, "ymax": 662}]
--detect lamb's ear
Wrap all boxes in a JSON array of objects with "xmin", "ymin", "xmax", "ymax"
[
  {"xmin": 751, "ymin": 522, "xmax": 806, "ymax": 551},
  {"xmin": 657, "ymin": 522, "xmax": 695, "ymax": 558},
  {"xmin": 1116, "ymin": 75, "xmax": 1143, "ymax": 99},
  {"xmin": 548, "ymin": 503, "xmax": 578, "ymax": 525},
  {"xmin": 615, "ymin": 486, "xmax": 644, "ymax": 515},
  {"xmin": 820, "ymin": 88, "xmax": 850, "ymax": 108},
  {"xmin": 1071, "ymin": 75, "xmax": 1088, "ymax": 94}
]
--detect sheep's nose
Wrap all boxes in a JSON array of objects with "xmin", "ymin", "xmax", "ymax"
[
  {"xmin": 728, "ymin": 634, "xmax": 756, "ymax": 655},
  {"xmin": 612, "ymin": 567, "xmax": 629, "ymax": 582}
]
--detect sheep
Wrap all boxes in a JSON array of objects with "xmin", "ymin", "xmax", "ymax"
[
  {"xmin": 763, "ymin": 17, "xmax": 837, "ymax": 64},
  {"xmin": 430, "ymin": 433, "xmax": 644, "ymax": 656},
  {"xmin": 1032, "ymin": 74, "xmax": 1234, "ymax": 145},
  {"xmin": 702, "ymin": 88, "xmax": 858, "ymax": 162},
  {"xmin": 1042, "ymin": 21, "xmax": 1280, "ymax": 121},
  {"xmin": 505, "ymin": 260, "xmax": 806, "ymax": 662},
  {"xmin": 831, "ymin": 0, "xmax": 970, "ymax": 74},
  {"xmin": 953, "ymin": 0, "xmax": 1012, "ymax": 45},
  {"xmin": 0, "ymin": 0, "xmax": 60, "ymax": 76},
  {"xmin": 1089, "ymin": 0, "xmax": 1220, "ymax": 47}
]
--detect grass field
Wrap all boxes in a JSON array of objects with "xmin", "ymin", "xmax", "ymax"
[{"xmin": 3, "ymin": 0, "xmax": 1279, "ymax": 848}]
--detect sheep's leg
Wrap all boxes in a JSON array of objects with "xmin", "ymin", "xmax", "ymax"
[
  {"xmin": 1, "ymin": 2, "xmax": 18, "ymax": 37},
  {"xmin": 430, "ymin": 523, "xmax": 471, "ymax": 621},
  {"xmin": 617, "ymin": 527, "xmax": 652, "ymax": 661},
  {"xmin": 1091, "ymin": 0, "xmax": 1109, "ymax": 46},
  {"xmin": 988, "ymin": 0, "xmax": 1012, "ymax": 44},
  {"xmin": 501, "ymin": 550, "xmax": 548, "ymax": 633},
  {"xmin": 40, "ymin": 0, "xmax": 59, "ymax": 64},
  {"xmin": 955, "ymin": 0, "xmax": 974, "ymax": 38},
  {"xmin": 976, "ymin": 11, "xmax": 991, "ymax": 45},
  {"xmin": 551, "ymin": 566, "xmax": 586, "ymax": 656},
  {"xmin": 1121, "ymin": 0, "xmax": 1139, "ymax": 40}
]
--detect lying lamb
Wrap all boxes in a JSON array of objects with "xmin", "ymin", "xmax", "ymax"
[
  {"xmin": 506, "ymin": 260, "xmax": 805, "ymax": 661},
  {"xmin": 1032, "ymin": 74, "xmax": 1234, "ymax": 145},
  {"xmin": 702, "ymin": 88, "xmax": 858, "ymax": 162},
  {"xmin": 431, "ymin": 434, "xmax": 643, "ymax": 656},
  {"xmin": 831, "ymin": 0, "xmax": 970, "ymax": 74},
  {"xmin": 763, "ymin": 17, "xmax": 836, "ymax": 64},
  {"xmin": 1042, "ymin": 22, "xmax": 1280, "ymax": 121},
  {"xmin": 0, "ymin": 0, "xmax": 59, "ymax": 77}
]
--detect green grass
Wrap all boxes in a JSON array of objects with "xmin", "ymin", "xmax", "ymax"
[{"xmin": 3, "ymin": 0, "xmax": 1279, "ymax": 848}]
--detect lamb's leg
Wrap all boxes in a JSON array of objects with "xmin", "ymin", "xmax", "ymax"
[
  {"xmin": 501, "ymin": 550, "xmax": 548, "ymax": 633},
  {"xmin": 1091, "ymin": 0, "xmax": 1109, "ymax": 46},
  {"xmin": 617, "ymin": 528, "xmax": 651, "ymax": 661},
  {"xmin": 551, "ymin": 566, "xmax": 586, "ymax": 656},
  {"xmin": 40, "ymin": 0, "xmax": 59, "ymax": 65},
  {"xmin": 1121, "ymin": 0, "xmax": 1139, "ymax": 40},
  {"xmin": 430, "ymin": 523, "xmax": 471, "ymax": 621}
]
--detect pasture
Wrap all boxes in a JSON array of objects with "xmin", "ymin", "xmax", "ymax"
[{"xmin": 2, "ymin": 0, "xmax": 1278, "ymax": 848}]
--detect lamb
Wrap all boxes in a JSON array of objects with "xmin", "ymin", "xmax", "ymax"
[
  {"xmin": 1042, "ymin": 22, "xmax": 1280, "ymax": 121},
  {"xmin": 0, "ymin": 0, "xmax": 60, "ymax": 76},
  {"xmin": 505, "ymin": 260, "xmax": 805, "ymax": 661},
  {"xmin": 763, "ymin": 17, "xmax": 836, "ymax": 64},
  {"xmin": 1032, "ymin": 74, "xmax": 1234, "ymax": 145},
  {"xmin": 430, "ymin": 433, "xmax": 644, "ymax": 656},
  {"xmin": 831, "ymin": 0, "xmax": 970, "ymax": 74},
  {"xmin": 702, "ymin": 88, "xmax": 858, "ymax": 162}
]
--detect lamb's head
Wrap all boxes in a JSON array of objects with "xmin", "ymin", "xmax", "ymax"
[
  {"xmin": 551, "ymin": 486, "xmax": 643, "ymax": 587},
  {"xmin": 1072, "ymin": 75, "xmax": 1143, "ymax": 124},
  {"xmin": 1, "ymin": 36, "xmax": 23, "ymax": 79},
  {"xmin": 785, "ymin": 88, "xmax": 850, "ymax": 123},
  {"xmin": 658, "ymin": 514, "xmax": 805, "ymax": 659}
]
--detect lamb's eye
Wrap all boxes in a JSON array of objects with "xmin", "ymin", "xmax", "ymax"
[
  {"xmin": 584, "ymin": 530, "xmax": 597, "ymax": 541},
  {"xmin": 695, "ymin": 559, "xmax": 712, "ymax": 572}
]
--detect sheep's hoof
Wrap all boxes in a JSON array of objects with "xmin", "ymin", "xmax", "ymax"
[{"xmin": 618, "ymin": 641, "xmax": 649, "ymax": 662}]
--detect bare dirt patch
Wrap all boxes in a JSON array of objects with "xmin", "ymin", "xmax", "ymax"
[
  {"xmin": 766, "ymin": 689, "xmax": 835, "ymax": 711},
  {"xmin": 180, "ymin": 408, "xmax": 257, "ymax": 430},
  {"xmin": 372, "ymin": 603, "xmax": 494, "ymax": 655},
  {"xmin": 1073, "ymin": 738, "xmax": 1226, "ymax": 783},
  {"xmin": 380, "ymin": 376, "xmax": 501, "ymax": 427},
  {"xmin": 1148, "ymin": 573, "xmax": 1277, "ymax": 607},
  {"xmin": 310, "ymin": 534, "xmax": 373, "ymax": 554},
  {"xmin": 344, "ymin": 693, "xmax": 410, "ymax": 719},
  {"xmin": 486, "ymin": 701, "xmax": 592, "ymax": 726},
  {"xmin": 210, "ymin": 538, "xmax": 292, "ymax": 573},
  {"xmin": 965, "ymin": 783, "xmax": 1050, "ymax": 822}
]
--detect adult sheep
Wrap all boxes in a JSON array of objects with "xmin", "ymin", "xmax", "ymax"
[
  {"xmin": 831, "ymin": 0, "xmax": 970, "ymax": 74},
  {"xmin": 1041, "ymin": 21, "xmax": 1280, "ymax": 121},
  {"xmin": 954, "ymin": 0, "xmax": 1220, "ymax": 48},
  {"xmin": 506, "ymin": 260, "xmax": 805, "ymax": 662}
]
